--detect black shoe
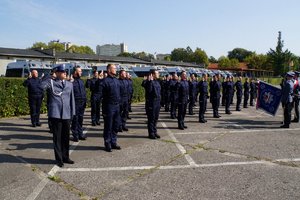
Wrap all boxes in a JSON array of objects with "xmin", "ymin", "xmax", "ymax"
[
  {"xmin": 92, "ymin": 122, "xmax": 97, "ymax": 126},
  {"xmin": 149, "ymin": 135, "xmax": 156, "ymax": 139},
  {"xmin": 280, "ymin": 125, "xmax": 289, "ymax": 128},
  {"xmin": 31, "ymin": 124, "xmax": 36, "ymax": 127},
  {"xmin": 213, "ymin": 115, "xmax": 220, "ymax": 118},
  {"xmin": 292, "ymin": 119, "xmax": 299, "ymax": 123},
  {"xmin": 236, "ymin": 109, "xmax": 241, "ymax": 111},
  {"xmin": 36, "ymin": 122, "xmax": 41, "ymax": 126},
  {"xmin": 226, "ymin": 111, "xmax": 232, "ymax": 114},
  {"xmin": 127, "ymin": 116, "xmax": 132, "ymax": 120},
  {"xmin": 189, "ymin": 113, "xmax": 194, "ymax": 115},
  {"xmin": 155, "ymin": 134, "xmax": 161, "ymax": 138},
  {"xmin": 112, "ymin": 145, "xmax": 121, "ymax": 150},
  {"xmin": 122, "ymin": 127, "xmax": 129, "ymax": 131},
  {"xmin": 244, "ymin": 106, "xmax": 248, "ymax": 108},
  {"xmin": 105, "ymin": 147, "xmax": 112, "ymax": 152},
  {"xmin": 171, "ymin": 116, "xmax": 176, "ymax": 119},
  {"xmin": 79, "ymin": 135, "xmax": 86, "ymax": 140},
  {"xmin": 199, "ymin": 120, "xmax": 206, "ymax": 123},
  {"xmin": 183, "ymin": 125, "xmax": 187, "ymax": 128},
  {"xmin": 217, "ymin": 115, "xmax": 222, "ymax": 117},
  {"xmin": 96, "ymin": 121, "xmax": 101, "ymax": 125},
  {"xmin": 178, "ymin": 127, "xmax": 184, "ymax": 130},
  {"xmin": 63, "ymin": 159, "xmax": 74, "ymax": 164},
  {"xmin": 56, "ymin": 162, "xmax": 64, "ymax": 167},
  {"xmin": 72, "ymin": 137, "xmax": 79, "ymax": 142}
]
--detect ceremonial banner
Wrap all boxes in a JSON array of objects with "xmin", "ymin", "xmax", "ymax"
[{"xmin": 256, "ymin": 81, "xmax": 282, "ymax": 116}]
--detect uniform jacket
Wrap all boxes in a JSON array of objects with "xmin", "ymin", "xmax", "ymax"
[
  {"xmin": 72, "ymin": 77, "xmax": 87, "ymax": 100},
  {"xmin": 235, "ymin": 81, "xmax": 243, "ymax": 97},
  {"xmin": 177, "ymin": 80, "xmax": 189, "ymax": 104},
  {"xmin": 281, "ymin": 79, "xmax": 294, "ymax": 104},
  {"xmin": 211, "ymin": 80, "xmax": 221, "ymax": 99},
  {"xmin": 23, "ymin": 77, "xmax": 44, "ymax": 96},
  {"xmin": 145, "ymin": 79, "xmax": 161, "ymax": 105},
  {"xmin": 42, "ymin": 78, "xmax": 75, "ymax": 120},
  {"xmin": 99, "ymin": 75, "xmax": 121, "ymax": 106},
  {"xmin": 198, "ymin": 80, "xmax": 208, "ymax": 98}
]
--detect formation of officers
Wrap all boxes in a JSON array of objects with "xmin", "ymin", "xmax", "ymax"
[
  {"xmin": 158, "ymin": 71, "xmax": 258, "ymax": 129},
  {"xmin": 23, "ymin": 65, "xmax": 299, "ymax": 167}
]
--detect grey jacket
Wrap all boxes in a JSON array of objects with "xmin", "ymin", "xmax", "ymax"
[{"xmin": 42, "ymin": 78, "xmax": 75, "ymax": 119}]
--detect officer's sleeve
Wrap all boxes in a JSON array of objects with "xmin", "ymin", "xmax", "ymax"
[
  {"xmin": 40, "ymin": 78, "xmax": 51, "ymax": 92},
  {"xmin": 70, "ymin": 85, "xmax": 76, "ymax": 117},
  {"xmin": 23, "ymin": 79, "xmax": 29, "ymax": 87}
]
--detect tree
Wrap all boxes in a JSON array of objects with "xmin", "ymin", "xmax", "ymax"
[
  {"xmin": 192, "ymin": 48, "xmax": 208, "ymax": 66},
  {"xmin": 170, "ymin": 48, "xmax": 189, "ymax": 62},
  {"xmin": 244, "ymin": 53, "xmax": 272, "ymax": 70},
  {"xmin": 209, "ymin": 56, "xmax": 218, "ymax": 63},
  {"xmin": 228, "ymin": 48, "xmax": 254, "ymax": 62},
  {"xmin": 47, "ymin": 42, "xmax": 65, "ymax": 52},
  {"xmin": 30, "ymin": 42, "xmax": 48, "ymax": 49},
  {"xmin": 267, "ymin": 31, "xmax": 292, "ymax": 75},
  {"xmin": 218, "ymin": 56, "xmax": 239, "ymax": 69},
  {"xmin": 70, "ymin": 45, "xmax": 95, "ymax": 54},
  {"xmin": 118, "ymin": 52, "xmax": 134, "ymax": 57}
]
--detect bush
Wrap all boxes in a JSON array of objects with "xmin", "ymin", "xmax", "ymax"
[{"xmin": 0, "ymin": 77, "xmax": 145, "ymax": 118}]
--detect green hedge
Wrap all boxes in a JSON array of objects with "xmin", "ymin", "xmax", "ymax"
[{"xmin": 0, "ymin": 77, "xmax": 145, "ymax": 118}]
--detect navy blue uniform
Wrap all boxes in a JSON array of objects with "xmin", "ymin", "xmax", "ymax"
[
  {"xmin": 221, "ymin": 81, "xmax": 226, "ymax": 106},
  {"xmin": 119, "ymin": 78, "xmax": 129, "ymax": 130},
  {"xmin": 99, "ymin": 75, "xmax": 121, "ymax": 150},
  {"xmin": 71, "ymin": 77, "xmax": 87, "ymax": 140},
  {"xmin": 243, "ymin": 82, "xmax": 250, "ymax": 108},
  {"xmin": 127, "ymin": 79, "xmax": 134, "ymax": 113},
  {"xmin": 86, "ymin": 77, "xmax": 101, "ymax": 125},
  {"xmin": 198, "ymin": 80, "xmax": 208, "ymax": 122},
  {"xmin": 177, "ymin": 80, "xmax": 189, "ymax": 129},
  {"xmin": 144, "ymin": 79, "xmax": 161, "ymax": 138},
  {"xmin": 23, "ymin": 77, "xmax": 44, "ymax": 127},
  {"xmin": 235, "ymin": 80, "xmax": 243, "ymax": 111},
  {"xmin": 188, "ymin": 80, "xmax": 198, "ymax": 115},
  {"xmin": 225, "ymin": 81, "xmax": 234, "ymax": 114},
  {"xmin": 211, "ymin": 80, "xmax": 221, "ymax": 117},
  {"xmin": 169, "ymin": 79, "xmax": 178, "ymax": 119},
  {"xmin": 250, "ymin": 82, "xmax": 257, "ymax": 106},
  {"xmin": 281, "ymin": 79, "xmax": 294, "ymax": 127},
  {"xmin": 163, "ymin": 80, "xmax": 171, "ymax": 112},
  {"xmin": 293, "ymin": 78, "xmax": 300, "ymax": 122}
]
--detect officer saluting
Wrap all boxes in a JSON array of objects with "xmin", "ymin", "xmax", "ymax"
[
  {"xmin": 198, "ymin": 73, "xmax": 208, "ymax": 123},
  {"xmin": 23, "ymin": 70, "xmax": 44, "ymax": 127},
  {"xmin": 41, "ymin": 65, "xmax": 75, "ymax": 167},
  {"xmin": 144, "ymin": 69, "xmax": 161, "ymax": 139},
  {"xmin": 177, "ymin": 71, "xmax": 189, "ymax": 130},
  {"xmin": 99, "ymin": 64, "xmax": 122, "ymax": 152}
]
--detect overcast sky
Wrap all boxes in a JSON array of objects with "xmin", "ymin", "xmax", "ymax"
[{"xmin": 0, "ymin": 0, "xmax": 299, "ymax": 58}]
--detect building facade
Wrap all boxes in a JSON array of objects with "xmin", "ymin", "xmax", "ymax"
[{"xmin": 96, "ymin": 43, "xmax": 128, "ymax": 56}]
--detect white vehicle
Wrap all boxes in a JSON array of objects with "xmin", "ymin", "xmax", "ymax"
[{"xmin": 5, "ymin": 61, "xmax": 52, "ymax": 77}]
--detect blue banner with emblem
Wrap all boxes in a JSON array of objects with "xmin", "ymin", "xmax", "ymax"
[{"xmin": 256, "ymin": 81, "xmax": 282, "ymax": 116}]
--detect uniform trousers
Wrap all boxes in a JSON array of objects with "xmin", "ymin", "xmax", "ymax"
[
  {"xmin": 50, "ymin": 118, "xmax": 70, "ymax": 163},
  {"xmin": 28, "ymin": 94, "xmax": 43, "ymax": 125},
  {"xmin": 103, "ymin": 104, "xmax": 120, "ymax": 148}
]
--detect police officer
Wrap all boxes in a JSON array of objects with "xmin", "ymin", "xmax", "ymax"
[
  {"xmin": 292, "ymin": 71, "xmax": 300, "ymax": 122},
  {"xmin": 86, "ymin": 70, "xmax": 101, "ymax": 126},
  {"xmin": 99, "ymin": 64, "xmax": 122, "ymax": 152},
  {"xmin": 144, "ymin": 69, "xmax": 161, "ymax": 139},
  {"xmin": 127, "ymin": 73, "xmax": 134, "ymax": 117},
  {"xmin": 177, "ymin": 71, "xmax": 189, "ymax": 130},
  {"xmin": 281, "ymin": 72, "xmax": 295, "ymax": 128},
  {"xmin": 211, "ymin": 73, "xmax": 222, "ymax": 118},
  {"xmin": 41, "ymin": 65, "xmax": 75, "ymax": 167},
  {"xmin": 250, "ymin": 78, "xmax": 257, "ymax": 106},
  {"xmin": 23, "ymin": 70, "xmax": 44, "ymax": 127},
  {"xmin": 163, "ymin": 74, "xmax": 171, "ymax": 112},
  {"xmin": 243, "ymin": 78, "xmax": 250, "ymax": 108},
  {"xmin": 119, "ymin": 69, "xmax": 129, "ymax": 131},
  {"xmin": 198, "ymin": 73, "xmax": 208, "ymax": 123},
  {"xmin": 188, "ymin": 73, "xmax": 198, "ymax": 115},
  {"xmin": 221, "ymin": 76, "xmax": 226, "ymax": 106},
  {"xmin": 169, "ymin": 73, "xmax": 179, "ymax": 119},
  {"xmin": 71, "ymin": 66, "xmax": 87, "ymax": 142},
  {"xmin": 225, "ymin": 75, "xmax": 234, "ymax": 114},
  {"xmin": 235, "ymin": 76, "xmax": 243, "ymax": 111}
]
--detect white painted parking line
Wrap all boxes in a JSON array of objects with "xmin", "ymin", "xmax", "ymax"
[
  {"xmin": 174, "ymin": 127, "xmax": 300, "ymax": 135},
  {"xmin": 161, "ymin": 122, "xmax": 197, "ymax": 166},
  {"xmin": 26, "ymin": 128, "xmax": 87, "ymax": 200}
]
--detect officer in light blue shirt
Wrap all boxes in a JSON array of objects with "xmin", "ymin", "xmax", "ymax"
[
  {"xmin": 42, "ymin": 64, "xmax": 75, "ymax": 167},
  {"xmin": 281, "ymin": 72, "xmax": 294, "ymax": 128}
]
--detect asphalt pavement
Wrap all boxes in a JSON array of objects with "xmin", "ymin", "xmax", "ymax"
[{"xmin": 1, "ymin": 101, "xmax": 300, "ymax": 200}]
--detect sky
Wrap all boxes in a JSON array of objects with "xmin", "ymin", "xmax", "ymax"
[{"xmin": 0, "ymin": 0, "xmax": 299, "ymax": 58}]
